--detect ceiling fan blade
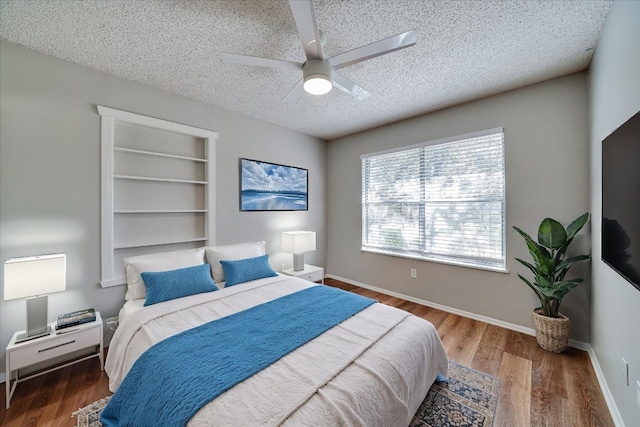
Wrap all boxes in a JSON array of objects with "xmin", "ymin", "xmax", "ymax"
[
  {"xmin": 220, "ymin": 52, "xmax": 301, "ymax": 71},
  {"xmin": 282, "ymin": 79, "xmax": 305, "ymax": 103},
  {"xmin": 329, "ymin": 30, "xmax": 417, "ymax": 70},
  {"xmin": 332, "ymin": 72, "xmax": 371, "ymax": 101},
  {"xmin": 288, "ymin": 0, "xmax": 323, "ymax": 59}
]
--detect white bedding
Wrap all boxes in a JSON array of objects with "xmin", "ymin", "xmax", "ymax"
[
  {"xmin": 106, "ymin": 275, "xmax": 448, "ymax": 426},
  {"xmin": 117, "ymin": 298, "xmax": 145, "ymax": 323}
]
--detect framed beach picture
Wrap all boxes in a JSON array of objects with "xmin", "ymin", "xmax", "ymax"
[{"xmin": 239, "ymin": 158, "xmax": 308, "ymax": 211}]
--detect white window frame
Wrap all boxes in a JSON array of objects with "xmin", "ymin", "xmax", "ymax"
[{"xmin": 361, "ymin": 128, "xmax": 506, "ymax": 272}]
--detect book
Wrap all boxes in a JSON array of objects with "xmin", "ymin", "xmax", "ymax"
[{"xmin": 56, "ymin": 308, "xmax": 96, "ymax": 330}]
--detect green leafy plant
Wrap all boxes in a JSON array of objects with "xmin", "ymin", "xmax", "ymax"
[{"xmin": 513, "ymin": 213, "xmax": 590, "ymax": 318}]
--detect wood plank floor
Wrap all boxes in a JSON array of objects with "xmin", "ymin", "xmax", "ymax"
[{"xmin": 0, "ymin": 278, "xmax": 614, "ymax": 427}]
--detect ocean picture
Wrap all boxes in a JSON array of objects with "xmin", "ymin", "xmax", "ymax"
[{"xmin": 240, "ymin": 158, "xmax": 308, "ymax": 211}]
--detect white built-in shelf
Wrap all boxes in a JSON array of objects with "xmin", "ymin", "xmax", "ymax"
[
  {"xmin": 99, "ymin": 105, "xmax": 218, "ymax": 288},
  {"xmin": 114, "ymin": 237, "xmax": 208, "ymax": 250},
  {"xmin": 114, "ymin": 175, "xmax": 207, "ymax": 185},
  {"xmin": 114, "ymin": 209, "xmax": 208, "ymax": 214},
  {"xmin": 114, "ymin": 147, "xmax": 208, "ymax": 163}
]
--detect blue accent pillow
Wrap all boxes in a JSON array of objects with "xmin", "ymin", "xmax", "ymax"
[
  {"xmin": 220, "ymin": 254, "xmax": 278, "ymax": 287},
  {"xmin": 142, "ymin": 263, "xmax": 218, "ymax": 306}
]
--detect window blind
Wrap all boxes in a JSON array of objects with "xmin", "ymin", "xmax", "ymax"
[{"xmin": 361, "ymin": 128, "xmax": 506, "ymax": 271}]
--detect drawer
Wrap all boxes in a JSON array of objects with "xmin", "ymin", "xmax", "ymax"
[
  {"xmin": 298, "ymin": 270, "xmax": 323, "ymax": 282},
  {"xmin": 8, "ymin": 326, "xmax": 101, "ymax": 371}
]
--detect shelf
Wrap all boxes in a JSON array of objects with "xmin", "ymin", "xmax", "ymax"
[
  {"xmin": 101, "ymin": 275, "xmax": 127, "ymax": 288},
  {"xmin": 114, "ymin": 147, "xmax": 207, "ymax": 163},
  {"xmin": 114, "ymin": 237, "xmax": 208, "ymax": 249},
  {"xmin": 114, "ymin": 175, "xmax": 207, "ymax": 185},
  {"xmin": 114, "ymin": 209, "xmax": 208, "ymax": 214},
  {"xmin": 99, "ymin": 105, "xmax": 217, "ymax": 289}
]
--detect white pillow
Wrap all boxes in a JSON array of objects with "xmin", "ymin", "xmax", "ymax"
[
  {"xmin": 123, "ymin": 247, "xmax": 206, "ymax": 300},
  {"xmin": 205, "ymin": 241, "xmax": 266, "ymax": 283}
]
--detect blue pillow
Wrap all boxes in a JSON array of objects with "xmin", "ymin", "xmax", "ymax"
[
  {"xmin": 142, "ymin": 263, "xmax": 218, "ymax": 306},
  {"xmin": 220, "ymin": 254, "xmax": 278, "ymax": 287}
]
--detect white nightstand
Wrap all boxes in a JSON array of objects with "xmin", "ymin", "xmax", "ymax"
[
  {"xmin": 282, "ymin": 264, "xmax": 324, "ymax": 284},
  {"xmin": 5, "ymin": 311, "xmax": 103, "ymax": 409}
]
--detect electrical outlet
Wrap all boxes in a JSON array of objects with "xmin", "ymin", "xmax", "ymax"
[
  {"xmin": 622, "ymin": 358, "xmax": 630, "ymax": 386},
  {"xmin": 410, "ymin": 268, "xmax": 417, "ymax": 279}
]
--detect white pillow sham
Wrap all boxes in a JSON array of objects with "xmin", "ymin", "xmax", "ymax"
[
  {"xmin": 205, "ymin": 241, "xmax": 266, "ymax": 283},
  {"xmin": 123, "ymin": 247, "xmax": 206, "ymax": 300}
]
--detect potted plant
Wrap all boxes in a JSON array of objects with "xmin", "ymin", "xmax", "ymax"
[{"xmin": 513, "ymin": 213, "xmax": 590, "ymax": 353}]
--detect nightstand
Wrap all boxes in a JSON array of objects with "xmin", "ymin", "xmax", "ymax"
[
  {"xmin": 282, "ymin": 264, "xmax": 324, "ymax": 284},
  {"xmin": 5, "ymin": 311, "xmax": 103, "ymax": 409}
]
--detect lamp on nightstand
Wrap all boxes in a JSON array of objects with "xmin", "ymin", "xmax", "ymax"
[
  {"xmin": 282, "ymin": 231, "xmax": 316, "ymax": 272},
  {"xmin": 3, "ymin": 253, "xmax": 66, "ymax": 343}
]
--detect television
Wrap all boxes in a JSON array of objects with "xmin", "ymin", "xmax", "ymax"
[{"xmin": 601, "ymin": 110, "xmax": 640, "ymax": 291}]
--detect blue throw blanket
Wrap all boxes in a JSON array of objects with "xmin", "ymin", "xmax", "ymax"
[{"xmin": 101, "ymin": 285, "xmax": 375, "ymax": 427}]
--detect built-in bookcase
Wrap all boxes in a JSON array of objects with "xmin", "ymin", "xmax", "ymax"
[{"xmin": 98, "ymin": 106, "xmax": 218, "ymax": 288}]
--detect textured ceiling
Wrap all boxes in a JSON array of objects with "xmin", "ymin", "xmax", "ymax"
[{"xmin": 0, "ymin": 0, "xmax": 612, "ymax": 140}]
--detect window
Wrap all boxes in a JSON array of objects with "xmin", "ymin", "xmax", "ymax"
[{"xmin": 361, "ymin": 128, "xmax": 505, "ymax": 271}]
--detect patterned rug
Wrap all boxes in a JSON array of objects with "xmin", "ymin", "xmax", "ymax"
[
  {"xmin": 411, "ymin": 361, "xmax": 501, "ymax": 427},
  {"xmin": 73, "ymin": 361, "xmax": 500, "ymax": 427}
]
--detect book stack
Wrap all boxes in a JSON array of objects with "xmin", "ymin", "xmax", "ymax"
[{"xmin": 56, "ymin": 308, "xmax": 96, "ymax": 330}]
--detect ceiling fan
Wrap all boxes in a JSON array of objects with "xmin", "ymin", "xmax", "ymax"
[{"xmin": 220, "ymin": 0, "xmax": 416, "ymax": 103}]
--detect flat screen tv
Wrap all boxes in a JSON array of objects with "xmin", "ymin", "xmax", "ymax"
[{"xmin": 601, "ymin": 110, "xmax": 640, "ymax": 291}]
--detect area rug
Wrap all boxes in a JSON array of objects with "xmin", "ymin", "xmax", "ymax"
[
  {"xmin": 411, "ymin": 361, "xmax": 501, "ymax": 427},
  {"xmin": 73, "ymin": 361, "xmax": 500, "ymax": 427},
  {"xmin": 72, "ymin": 396, "xmax": 111, "ymax": 427}
]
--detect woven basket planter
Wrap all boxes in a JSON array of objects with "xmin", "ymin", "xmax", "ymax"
[{"xmin": 532, "ymin": 308, "xmax": 570, "ymax": 353}]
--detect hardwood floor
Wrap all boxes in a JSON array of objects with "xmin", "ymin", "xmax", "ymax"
[
  {"xmin": 0, "ymin": 351, "xmax": 110, "ymax": 427},
  {"xmin": 327, "ymin": 279, "xmax": 614, "ymax": 427},
  {"xmin": 0, "ymin": 278, "xmax": 614, "ymax": 427}
]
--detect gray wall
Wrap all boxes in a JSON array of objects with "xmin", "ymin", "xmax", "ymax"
[
  {"xmin": 589, "ymin": 1, "xmax": 640, "ymax": 425},
  {"xmin": 327, "ymin": 73, "xmax": 592, "ymax": 342},
  {"xmin": 0, "ymin": 41, "xmax": 326, "ymax": 374}
]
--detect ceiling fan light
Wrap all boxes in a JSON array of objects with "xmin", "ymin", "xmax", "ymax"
[
  {"xmin": 302, "ymin": 58, "xmax": 333, "ymax": 96},
  {"xmin": 303, "ymin": 74, "xmax": 332, "ymax": 95}
]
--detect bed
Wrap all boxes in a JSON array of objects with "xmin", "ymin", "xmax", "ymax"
[{"xmin": 103, "ymin": 243, "xmax": 448, "ymax": 426}]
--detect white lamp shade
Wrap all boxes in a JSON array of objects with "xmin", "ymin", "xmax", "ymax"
[
  {"xmin": 3, "ymin": 254, "xmax": 66, "ymax": 300},
  {"xmin": 282, "ymin": 231, "xmax": 316, "ymax": 254}
]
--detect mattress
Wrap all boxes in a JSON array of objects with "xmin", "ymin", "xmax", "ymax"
[{"xmin": 105, "ymin": 275, "xmax": 448, "ymax": 426}]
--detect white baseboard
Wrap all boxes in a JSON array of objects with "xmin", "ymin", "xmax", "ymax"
[
  {"xmin": 584, "ymin": 345, "xmax": 626, "ymax": 427},
  {"xmin": 326, "ymin": 273, "xmax": 625, "ymax": 427},
  {"xmin": 327, "ymin": 273, "xmax": 540, "ymax": 336}
]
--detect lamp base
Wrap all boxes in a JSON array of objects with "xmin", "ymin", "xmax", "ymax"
[
  {"xmin": 293, "ymin": 253, "xmax": 305, "ymax": 272},
  {"xmin": 16, "ymin": 295, "xmax": 51, "ymax": 343}
]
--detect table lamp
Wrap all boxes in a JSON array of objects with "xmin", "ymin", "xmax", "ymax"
[
  {"xmin": 4, "ymin": 253, "xmax": 66, "ymax": 343},
  {"xmin": 282, "ymin": 231, "xmax": 316, "ymax": 272}
]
